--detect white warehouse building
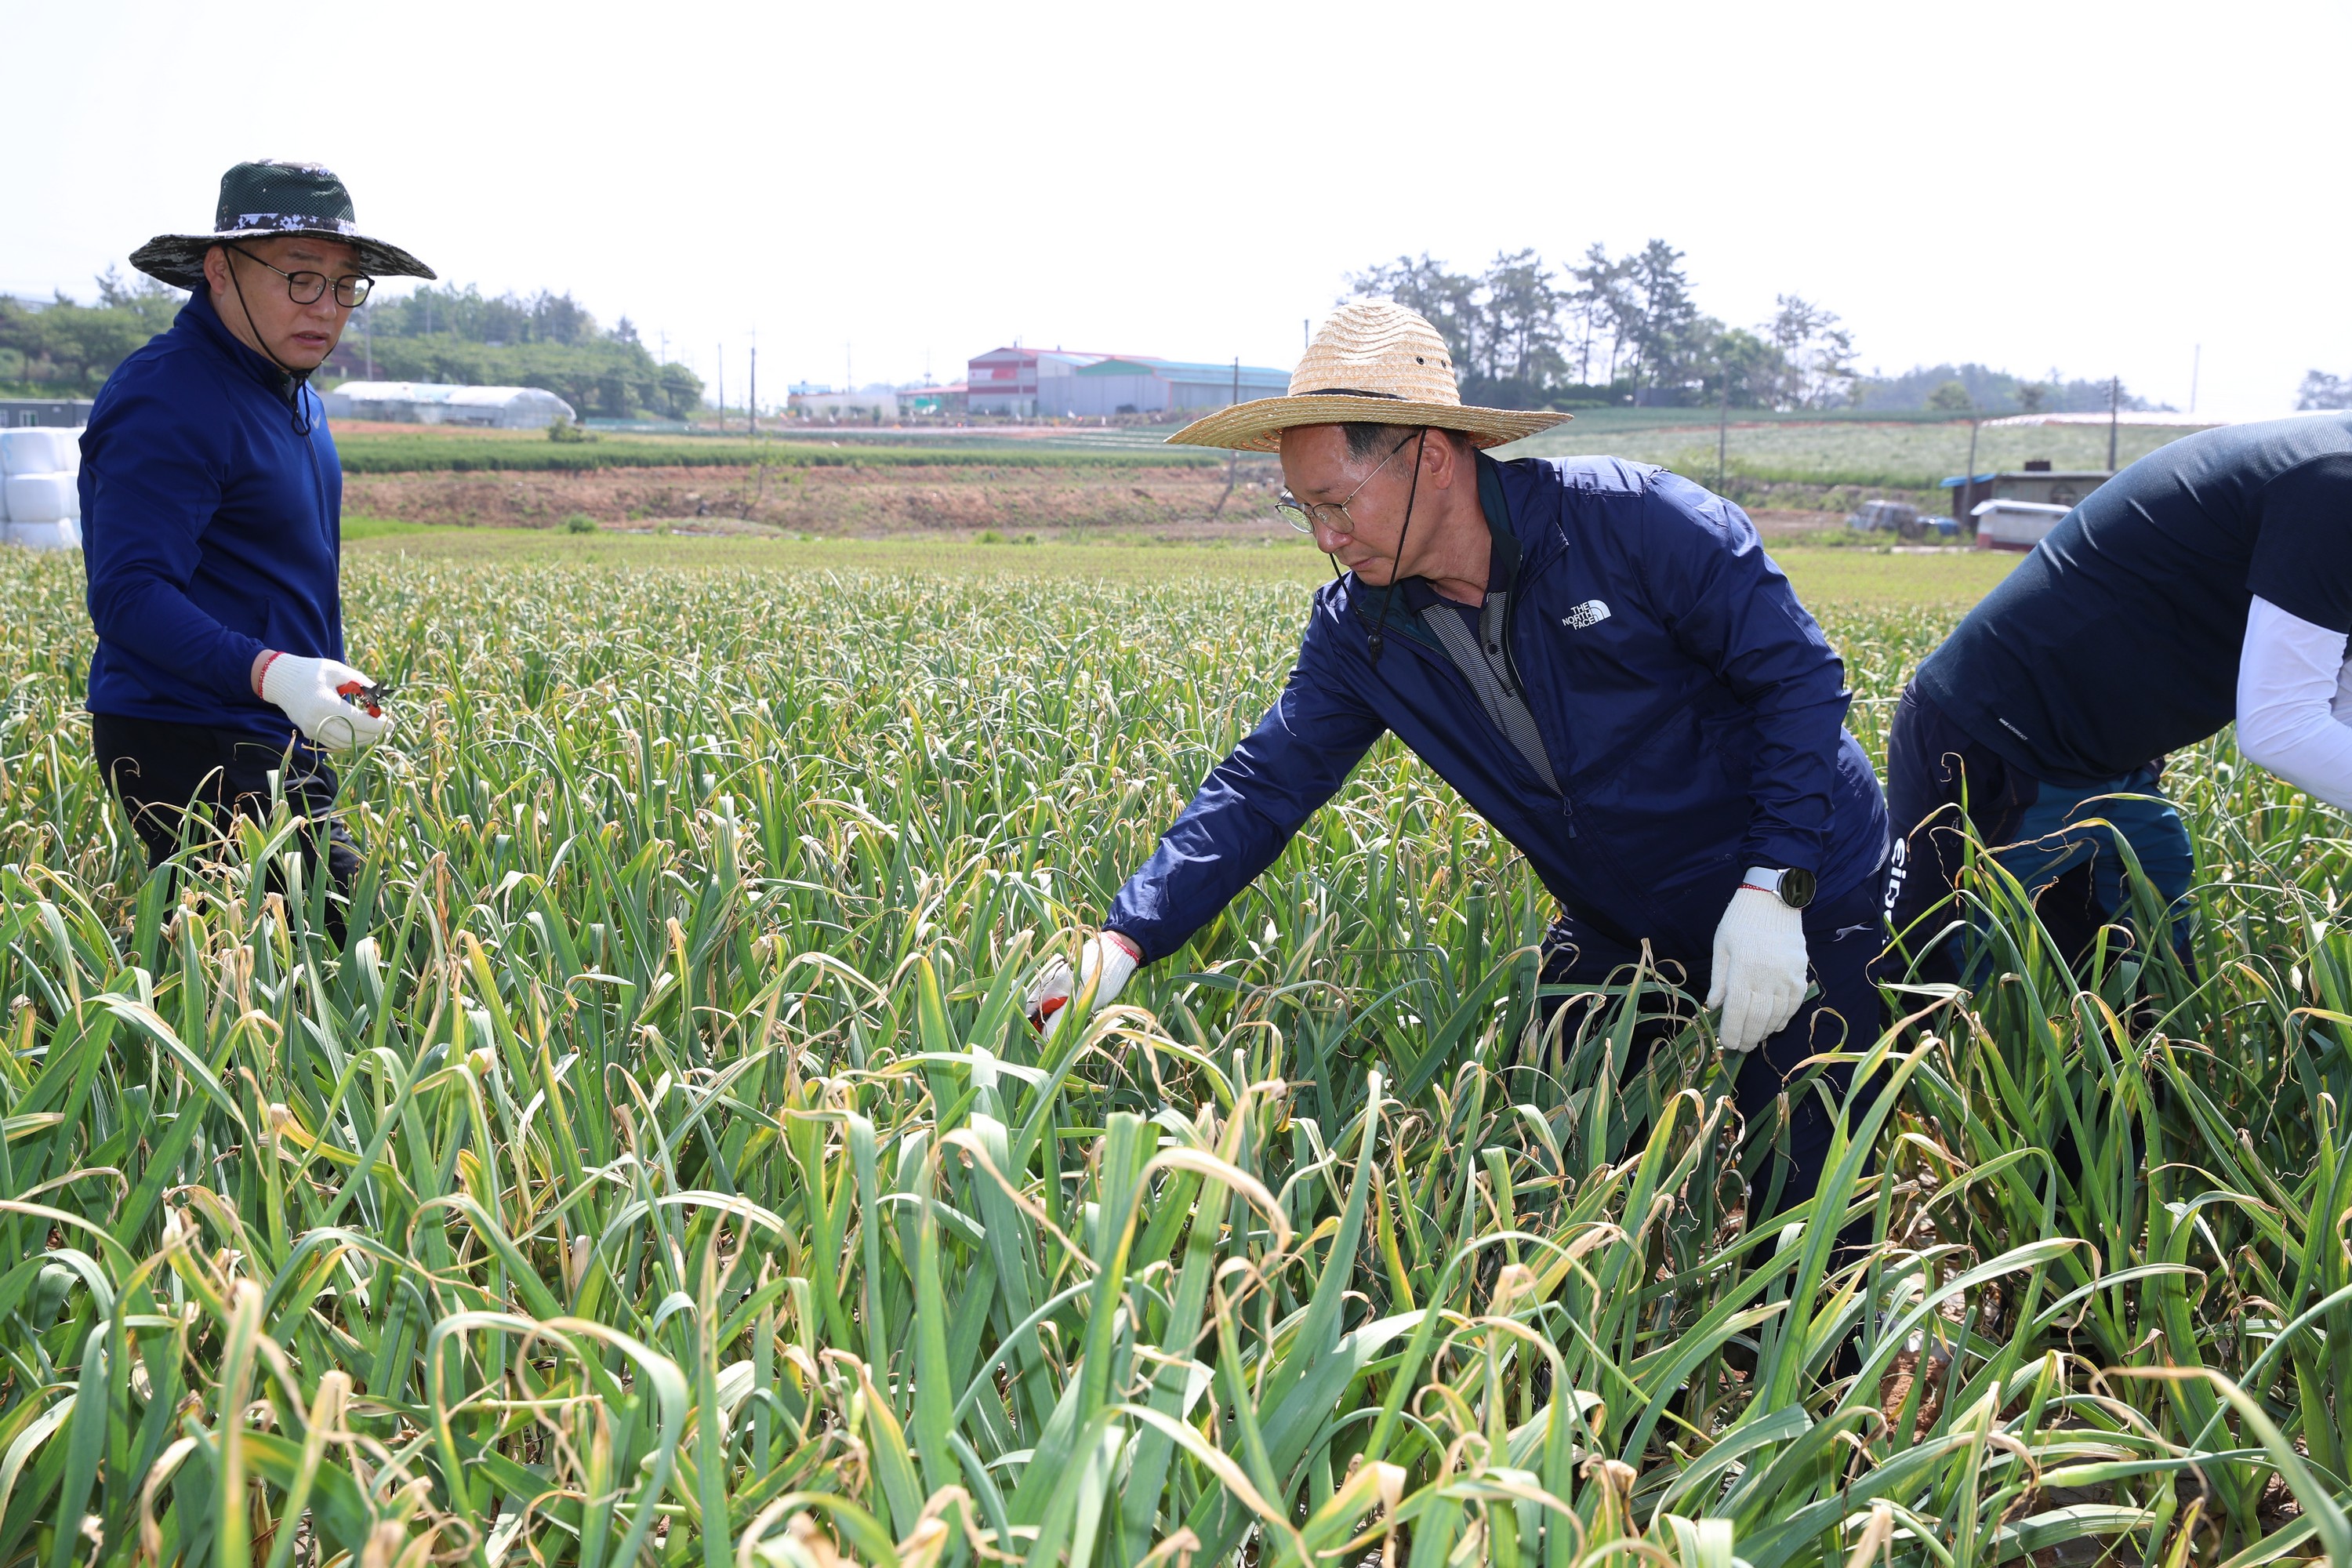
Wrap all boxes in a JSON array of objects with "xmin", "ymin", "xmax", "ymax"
[{"xmin": 321, "ymin": 380, "xmax": 577, "ymax": 430}]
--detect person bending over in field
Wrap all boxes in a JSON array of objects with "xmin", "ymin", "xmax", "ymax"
[
  {"xmin": 82, "ymin": 160, "xmax": 433, "ymax": 939},
  {"xmin": 1027, "ymin": 302, "xmax": 1892, "ymax": 1224},
  {"xmin": 1885, "ymin": 412, "xmax": 2352, "ymax": 982}
]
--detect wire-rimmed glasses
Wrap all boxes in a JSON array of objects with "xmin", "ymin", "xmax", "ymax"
[
  {"xmin": 1274, "ymin": 430, "xmax": 1418, "ymax": 535},
  {"xmin": 223, "ymin": 242, "xmax": 375, "ymax": 307}
]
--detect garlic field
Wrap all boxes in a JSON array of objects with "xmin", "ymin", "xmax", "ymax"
[{"xmin": 1, "ymin": 548, "xmax": 2347, "ymax": 1567}]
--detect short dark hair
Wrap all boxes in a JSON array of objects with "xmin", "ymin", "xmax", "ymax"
[{"xmin": 1340, "ymin": 423, "xmax": 1476, "ymax": 463}]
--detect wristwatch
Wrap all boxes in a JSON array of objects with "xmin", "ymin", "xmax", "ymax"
[{"xmin": 1742, "ymin": 866, "xmax": 1816, "ymax": 909}]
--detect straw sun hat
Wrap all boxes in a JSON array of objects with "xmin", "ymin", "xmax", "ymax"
[{"xmin": 1167, "ymin": 301, "xmax": 1571, "ymax": 452}]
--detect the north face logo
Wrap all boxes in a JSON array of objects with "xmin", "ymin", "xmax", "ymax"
[{"xmin": 1560, "ymin": 600, "xmax": 1611, "ymax": 630}]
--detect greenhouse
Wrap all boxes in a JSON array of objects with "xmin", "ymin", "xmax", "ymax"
[{"xmin": 320, "ymin": 379, "xmax": 577, "ymax": 429}]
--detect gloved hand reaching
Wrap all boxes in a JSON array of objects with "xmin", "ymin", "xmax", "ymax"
[
  {"xmin": 1706, "ymin": 879, "xmax": 1811, "ymax": 1053},
  {"xmin": 1025, "ymin": 931, "xmax": 1142, "ymax": 1029},
  {"xmin": 256, "ymin": 652, "xmax": 392, "ymax": 752}
]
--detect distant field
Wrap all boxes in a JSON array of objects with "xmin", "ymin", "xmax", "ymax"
[
  {"xmin": 332, "ymin": 426, "xmax": 1225, "ymax": 474},
  {"xmin": 1502, "ymin": 416, "xmax": 2204, "ymax": 489},
  {"xmin": 344, "ymin": 523, "xmax": 2020, "ymax": 608},
  {"xmin": 332, "ymin": 414, "xmax": 2215, "ymax": 500}
]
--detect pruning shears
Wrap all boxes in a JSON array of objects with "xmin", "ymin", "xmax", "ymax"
[{"xmin": 338, "ymin": 678, "xmax": 394, "ymax": 718}]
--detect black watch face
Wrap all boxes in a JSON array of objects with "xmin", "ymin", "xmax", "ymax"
[{"xmin": 1780, "ymin": 868, "xmax": 1817, "ymax": 909}]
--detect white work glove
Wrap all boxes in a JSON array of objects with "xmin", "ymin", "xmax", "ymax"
[
  {"xmin": 1706, "ymin": 879, "xmax": 1811, "ymax": 1053},
  {"xmin": 1025, "ymin": 931, "xmax": 1142, "ymax": 1029},
  {"xmin": 259, "ymin": 652, "xmax": 392, "ymax": 752}
]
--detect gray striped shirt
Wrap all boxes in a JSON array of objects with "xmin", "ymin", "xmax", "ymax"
[{"xmin": 1419, "ymin": 592, "xmax": 1562, "ymax": 795}]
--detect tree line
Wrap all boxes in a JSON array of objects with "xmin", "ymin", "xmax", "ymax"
[
  {"xmin": 1347, "ymin": 245, "xmax": 2164, "ymax": 416},
  {"xmin": 2299, "ymin": 370, "xmax": 2352, "ymax": 411},
  {"xmin": 1348, "ymin": 243, "xmax": 1858, "ymax": 412},
  {"xmin": 1857, "ymin": 363, "xmax": 2164, "ymax": 416},
  {"xmin": 327, "ymin": 284, "xmax": 702, "ymax": 420},
  {"xmin": 0, "ymin": 269, "xmax": 183, "ymax": 395},
  {"xmin": 0, "ymin": 270, "xmax": 704, "ymax": 421}
]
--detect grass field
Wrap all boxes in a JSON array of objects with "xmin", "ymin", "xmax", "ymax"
[
  {"xmin": 3, "ymin": 539, "xmax": 2347, "ymax": 1567},
  {"xmin": 341, "ymin": 523, "xmax": 2025, "ymax": 604},
  {"xmin": 332, "ymin": 415, "xmax": 2205, "ymax": 494},
  {"xmin": 1502, "ymin": 419, "xmax": 2204, "ymax": 492}
]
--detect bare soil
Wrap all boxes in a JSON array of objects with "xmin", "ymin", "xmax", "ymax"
[
  {"xmin": 343, "ymin": 463, "xmax": 1299, "ymax": 541},
  {"xmin": 345, "ymin": 463, "xmax": 1844, "ymax": 543}
]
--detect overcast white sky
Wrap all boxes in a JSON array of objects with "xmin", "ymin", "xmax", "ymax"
[{"xmin": 8, "ymin": 0, "xmax": 2346, "ymax": 417}]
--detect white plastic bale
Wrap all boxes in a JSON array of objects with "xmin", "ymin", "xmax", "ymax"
[
  {"xmin": 0, "ymin": 427, "xmax": 83, "ymax": 477},
  {"xmin": 4, "ymin": 472, "xmax": 81, "ymax": 523},
  {"xmin": 5, "ymin": 518, "xmax": 81, "ymax": 551}
]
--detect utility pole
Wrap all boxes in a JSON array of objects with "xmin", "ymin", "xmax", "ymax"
[
  {"xmin": 1211, "ymin": 355, "xmax": 1243, "ymax": 520},
  {"xmin": 1226, "ymin": 355, "xmax": 1241, "ymax": 494},
  {"xmin": 717, "ymin": 344, "xmax": 724, "ymax": 434},
  {"xmin": 749, "ymin": 338, "xmax": 758, "ymax": 437},
  {"xmin": 2107, "ymin": 375, "xmax": 2120, "ymax": 472},
  {"xmin": 2190, "ymin": 344, "xmax": 2201, "ymax": 415},
  {"xmin": 362, "ymin": 307, "xmax": 373, "ymax": 379},
  {"xmin": 1302, "ymin": 318, "xmax": 1309, "ymax": 350}
]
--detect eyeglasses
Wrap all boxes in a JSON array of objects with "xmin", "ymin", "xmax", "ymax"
[
  {"xmin": 1275, "ymin": 431, "xmax": 1417, "ymax": 535},
  {"xmin": 223, "ymin": 242, "xmax": 375, "ymax": 307}
]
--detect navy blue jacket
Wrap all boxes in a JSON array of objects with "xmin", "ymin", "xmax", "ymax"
[
  {"xmin": 1105, "ymin": 455, "xmax": 1888, "ymax": 964},
  {"xmin": 82, "ymin": 288, "xmax": 344, "ymax": 742}
]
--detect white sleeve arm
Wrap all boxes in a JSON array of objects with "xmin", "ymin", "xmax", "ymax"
[{"xmin": 2235, "ymin": 594, "xmax": 2352, "ymax": 810}]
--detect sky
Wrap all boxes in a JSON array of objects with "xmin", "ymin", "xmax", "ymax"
[{"xmin": 8, "ymin": 0, "xmax": 2347, "ymax": 419}]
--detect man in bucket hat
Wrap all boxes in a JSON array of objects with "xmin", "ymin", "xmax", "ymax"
[
  {"xmin": 81, "ymin": 159, "xmax": 434, "ymax": 936},
  {"xmin": 1030, "ymin": 301, "xmax": 1891, "ymax": 1221}
]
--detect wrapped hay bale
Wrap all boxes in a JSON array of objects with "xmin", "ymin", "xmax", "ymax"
[
  {"xmin": 0, "ymin": 428, "xmax": 87, "ymax": 547},
  {"xmin": 0, "ymin": 426, "xmax": 82, "ymax": 477},
  {"xmin": 5, "ymin": 471, "xmax": 82, "ymax": 524}
]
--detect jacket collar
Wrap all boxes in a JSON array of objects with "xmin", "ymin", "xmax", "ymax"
[
  {"xmin": 1352, "ymin": 452, "xmax": 1526, "ymax": 652},
  {"xmin": 1475, "ymin": 452, "xmax": 1524, "ymax": 587},
  {"xmin": 1483, "ymin": 452, "xmax": 1573, "ymax": 577},
  {"xmin": 180, "ymin": 286, "xmax": 311, "ymax": 407}
]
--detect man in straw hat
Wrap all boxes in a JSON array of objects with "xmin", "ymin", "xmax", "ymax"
[
  {"xmin": 1029, "ymin": 300, "xmax": 1890, "ymax": 1219},
  {"xmin": 81, "ymin": 159, "xmax": 434, "ymax": 936}
]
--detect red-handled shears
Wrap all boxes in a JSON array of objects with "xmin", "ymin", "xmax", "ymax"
[{"xmin": 337, "ymin": 679, "xmax": 394, "ymax": 717}]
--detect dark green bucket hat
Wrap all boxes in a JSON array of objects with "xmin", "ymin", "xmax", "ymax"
[{"xmin": 129, "ymin": 158, "xmax": 436, "ymax": 292}]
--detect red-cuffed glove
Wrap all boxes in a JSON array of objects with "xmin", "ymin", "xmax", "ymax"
[
  {"xmin": 1025, "ymin": 931, "xmax": 1142, "ymax": 1029},
  {"xmin": 256, "ymin": 652, "xmax": 391, "ymax": 752}
]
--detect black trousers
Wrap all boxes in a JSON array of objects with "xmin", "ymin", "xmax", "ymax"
[
  {"xmin": 1882, "ymin": 680, "xmax": 2194, "ymax": 984},
  {"xmin": 93, "ymin": 713, "xmax": 362, "ymax": 938},
  {"xmin": 1882, "ymin": 680, "xmax": 2187, "ymax": 1193},
  {"xmin": 1540, "ymin": 870, "xmax": 1889, "ymax": 1226}
]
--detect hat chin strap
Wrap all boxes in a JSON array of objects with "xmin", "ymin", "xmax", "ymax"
[
  {"xmin": 1367, "ymin": 429, "xmax": 1428, "ymax": 668},
  {"xmin": 221, "ymin": 249, "xmax": 315, "ymax": 436}
]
